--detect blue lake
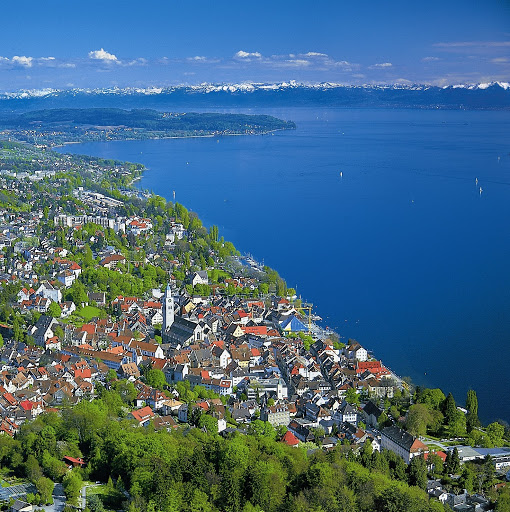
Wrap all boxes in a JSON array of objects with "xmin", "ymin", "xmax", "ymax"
[{"xmin": 59, "ymin": 107, "xmax": 510, "ymax": 424}]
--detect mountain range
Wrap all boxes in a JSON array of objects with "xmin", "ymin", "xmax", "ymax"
[{"xmin": 0, "ymin": 81, "xmax": 508, "ymax": 110}]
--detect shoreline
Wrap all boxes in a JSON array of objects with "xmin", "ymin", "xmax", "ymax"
[
  {"xmin": 46, "ymin": 127, "xmax": 291, "ymax": 149},
  {"xmin": 51, "ymin": 110, "xmax": 508, "ymax": 424},
  {"xmin": 59, "ymin": 132, "xmax": 407, "ymax": 394}
]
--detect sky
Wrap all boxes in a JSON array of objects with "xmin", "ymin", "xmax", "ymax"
[{"xmin": 0, "ymin": 0, "xmax": 509, "ymax": 91}]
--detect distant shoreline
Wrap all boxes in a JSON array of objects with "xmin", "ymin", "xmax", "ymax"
[{"xmin": 52, "ymin": 127, "xmax": 287, "ymax": 149}]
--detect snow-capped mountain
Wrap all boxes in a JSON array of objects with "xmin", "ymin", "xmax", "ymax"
[{"xmin": 0, "ymin": 81, "xmax": 508, "ymax": 110}]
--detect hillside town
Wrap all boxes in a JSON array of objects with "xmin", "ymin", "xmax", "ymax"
[{"xmin": 0, "ymin": 140, "xmax": 508, "ymax": 512}]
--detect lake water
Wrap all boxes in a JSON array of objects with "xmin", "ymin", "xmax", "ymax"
[{"xmin": 59, "ymin": 107, "xmax": 510, "ymax": 424}]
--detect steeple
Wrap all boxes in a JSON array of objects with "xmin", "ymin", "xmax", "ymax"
[{"xmin": 162, "ymin": 283, "xmax": 174, "ymax": 336}]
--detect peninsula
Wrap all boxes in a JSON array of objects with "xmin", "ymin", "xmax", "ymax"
[{"xmin": 0, "ymin": 108, "xmax": 296, "ymax": 146}]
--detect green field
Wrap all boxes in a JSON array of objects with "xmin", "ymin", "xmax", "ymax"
[{"xmin": 76, "ymin": 306, "xmax": 103, "ymax": 321}]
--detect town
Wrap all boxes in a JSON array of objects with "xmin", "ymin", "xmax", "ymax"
[{"xmin": 0, "ymin": 138, "xmax": 508, "ymax": 512}]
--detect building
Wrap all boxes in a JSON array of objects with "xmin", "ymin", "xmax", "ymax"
[
  {"xmin": 260, "ymin": 403, "xmax": 290, "ymax": 427},
  {"xmin": 381, "ymin": 426, "xmax": 428, "ymax": 464},
  {"xmin": 332, "ymin": 401, "xmax": 358, "ymax": 426},
  {"xmin": 128, "ymin": 406, "xmax": 155, "ymax": 427},
  {"xmin": 162, "ymin": 283, "xmax": 175, "ymax": 335},
  {"xmin": 165, "ymin": 316, "xmax": 203, "ymax": 346}
]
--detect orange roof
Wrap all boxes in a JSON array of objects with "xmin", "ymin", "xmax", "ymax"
[
  {"xmin": 424, "ymin": 451, "xmax": 447, "ymax": 462},
  {"xmin": 281, "ymin": 430, "xmax": 299, "ymax": 446},
  {"xmin": 81, "ymin": 324, "xmax": 96, "ymax": 334},
  {"xmin": 3, "ymin": 393, "xmax": 17, "ymax": 406},
  {"xmin": 77, "ymin": 343, "xmax": 94, "ymax": 350},
  {"xmin": 241, "ymin": 326, "xmax": 268, "ymax": 336},
  {"xmin": 130, "ymin": 405, "xmax": 155, "ymax": 423},
  {"xmin": 20, "ymin": 399, "xmax": 33, "ymax": 411},
  {"xmin": 74, "ymin": 369, "xmax": 92, "ymax": 379},
  {"xmin": 196, "ymin": 401, "xmax": 209, "ymax": 411},
  {"xmin": 107, "ymin": 346, "xmax": 125, "ymax": 355}
]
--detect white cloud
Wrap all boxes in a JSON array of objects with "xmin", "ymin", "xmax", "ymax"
[
  {"xmin": 283, "ymin": 59, "xmax": 310, "ymax": 67},
  {"xmin": 370, "ymin": 62, "xmax": 393, "ymax": 69},
  {"xmin": 88, "ymin": 48, "xmax": 119, "ymax": 62},
  {"xmin": 491, "ymin": 57, "xmax": 509, "ymax": 63},
  {"xmin": 234, "ymin": 50, "xmax": 262, "ymax": 59},
  {"xmin": 189, "ymin": 56, "xmax": 207, "ymax": 61},
  {"xmin": 304, "ymin": 52, "xmax": 328, "ymax": 57},
  {"xmin": 422, "ymin": 56, "xmax": 440, "ymax": 62},
  {"xmin": 39, "ymin": 57, "xmax": 56, "ymax": 62},
  {"xmin": 334, "ymin": 60, "xmax": 354, "ymax": 68},
  {"xmin": 124, "ymin": 58, "xmax": 147, "ymax": 66},
  {"xmin": 12, "ymin": 56, "xmax": 33, "ymax": 67}
]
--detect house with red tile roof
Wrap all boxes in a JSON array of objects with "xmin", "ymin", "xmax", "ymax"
[
  {"xmin": 128, "ymin": 405, "xmax": 155, "ymax": 427},
  {"xmin": 281, "ymin": 430, "xmax": 300, "ymax": 447}
]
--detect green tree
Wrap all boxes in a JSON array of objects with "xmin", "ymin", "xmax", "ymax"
[
  {"xmin": 25, "ymin": 454, "xmax": 43, "ymax": 482},
  {"xmin": 408, "ymin": 455, "xmax": 427, "ymax": 489},
  {"xmin": 449, "ymin": 410, "xmax": 467, "ymax": 438},
  {"xmin": 443, "ymin": 392, "xmax": 457, "ymax": 427},
  {"xmin": 248, "ymin": 420, "xmax": 276, "ymax": 440},
  {"xmin": 486, "ymin": 422, "xmax": 505, "ymax": 446},
  {"xmin": 459, "ymin": 466, "xmax": 476, "ymax": 494},
  {"xmin": 36, "ymin": 477, "xmax": 55, "ymax": 505},
  {"xmin": 495, "ymin": 486, "xmax": 510, "ymax": 512},
  {"xmin": 446, "ymin": 447, "xmax": 461, "ymax": 475},
  {"xmin": 87, "ymin": 493, "xmax": 105, "ymax": 512},
  {"xmin": 198, "ymin": 414, "xmax": 218, "ymax": 434},
  {"xmin": 416, "ymin": 388, "xmax": 445, "ymax": 410},
  {"xmin": 54, "ymin": 325, "xmax": 64, "ymax": 340},
  {"xmin": 47, "ymin": 301, "xmax": 62, "ymax": 318},
  {"xmin": 144, "ymin": 368, "xmax": 166, "ymax": 390},
  {"xmin": 466, "ymin": 390, "xmax": 480, "ymax": 431},
  {"xmin": 426, "ymin": 452, "xmax": 444, "ymax": 479},
  {"xmin": 345, "ymin": 388, "xmax": 360, "ymax": 405},
  {"xmin": 406, "ymin": 404, "xmax": 432, "ymax": 437},
  {"xmin": 63, "ymin": 470, "xmax": 82, "ymax": 504}
]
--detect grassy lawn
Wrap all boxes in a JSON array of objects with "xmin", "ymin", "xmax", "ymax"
[
  {"xmin": 75, "ymin": 305, "xmax": 103, "ymax": 322},
  {"xmin": 63, "ymin": 306, "xmax": 104, "ymax": 327},
  {"xmin": 87, "ymin": 484, "xmax": 125, "ymax": 511},
  {"xmin": 425, "ymin": 444, "xmax": 443, "ymax": 451}
]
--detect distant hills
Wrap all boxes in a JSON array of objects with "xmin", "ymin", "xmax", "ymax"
[{"xmin": 0, "ymin": 82, "xmax": 509, "ymax": 110}]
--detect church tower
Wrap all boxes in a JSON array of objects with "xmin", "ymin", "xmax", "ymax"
[{"xmin": 162, "ymin": 283, "xmax": 174, "ymax": 337}]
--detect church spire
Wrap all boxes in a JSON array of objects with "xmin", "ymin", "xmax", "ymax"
[{"xmin": 162, "ymin": 283, "xmax": 174, "ymax": 337}]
